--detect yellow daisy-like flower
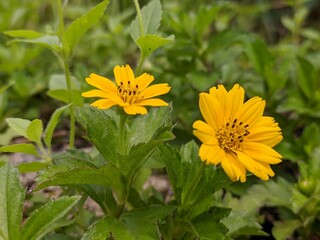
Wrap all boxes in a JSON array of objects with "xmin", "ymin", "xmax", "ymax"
[
  {"xmin": 82, "ymin": 64, "xmax": 171, "ymax": 115},
  {"xmin": 193, "ymin": 84, "xmax": 283, "ymax": 182}
]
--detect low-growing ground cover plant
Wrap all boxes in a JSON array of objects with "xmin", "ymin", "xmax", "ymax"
[{"xmin": 1, "ymin": 0, "xmax": 320, "ymax": 239}]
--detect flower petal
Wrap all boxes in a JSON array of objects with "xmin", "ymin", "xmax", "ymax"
[
  {"xmin": 114, "ymin": 65, "xmax": 135, "ymax": 87},
  {"xmin": 85, "ymin": 73, "xmax": 118, "ymax": 94},
  {"xmin": 243, "ymin": 142, "xmax": 282, "ymax": 164},
  {"xmin": 135, "ymin": 73, "xmax": 154, "ymax": 91},
  {"xmin": 209, "ymin": 85, "xmax": 230, "ymax": 121},
  {"xmin": 248, "ymin": 126, "xmax": 283, "ymax": 147},
  {"xmin": 199, "ymin": 144, "xmax": 224, "ymax": 165},
  {"xmin": 136, "ymin": 98, "xmax": 168, "ymax": 106},
  {"xmin": 91, "ymin": 99, "xmax": 119, "ymax": 109},
  {"xmin": 193, "ymin": 120, "xmax": 218, "ymax": 145},
  {"xmin": 221, "ymin": 152, "xmax": 247, "ymax": 182},
  {"xmin": 235, "ymin": 97, "xmax": 266, "ymax": 127},
  {"xmin": 199, "ymin": 93, "xmax": 223, "ymax": 130},
  {"xmin": 228, "ymin": 84, "xmax": 245, "ymax": 117},
  {"xmin": 141, "ymin": 84, "xmax": 171, "ymax": 99},
  {"xmin": 82, "ymin": 89, "xmax": 124, "ymax": 104},
  {"xmin": 123, "ymin": 105, "xmax": 147, "ymax": 115},
  {"xmin": 235, "ymin": 151, "xmax": 269, "ymax": 180}
]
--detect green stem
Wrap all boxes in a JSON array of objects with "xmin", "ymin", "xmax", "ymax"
[
  {"xmin": 133, "ymin": 0, "xmax": 146, "ymax": 75},
  {"xmin": 56, "ymin": 0, "xmax": 75, "ymax": 148},
  {"xmin": 181, "ymin": 162, "xmax": 206, "ymax": 207},
  {"xmin": 133, "ymin": 0, "xmax": 144, "ymax": 37},
  {"xmin": 64, "ymin": 59, "xmax": 75, "ymax": 148},
  {"xmin": 135, "ymin": 52, "xmax": 146, "ymax": 75}
]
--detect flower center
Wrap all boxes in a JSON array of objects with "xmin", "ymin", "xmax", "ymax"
[
  {"xmin": 117, "ymin": 81, "xmax": 141, "ymax": 104},
  {"xmin": 215, "ymin": 118, "xmax": 250, "ymax": 152}
]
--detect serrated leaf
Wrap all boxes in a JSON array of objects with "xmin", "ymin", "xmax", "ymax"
[
  {"xmin": 129, "ymin": 0, "xmax": 162, "ymax": 41},
  {"xmin": 191, "ymin": 207, "xmax": 230, "ymax": 240},
  {"xmin": 8, "ymin": 35, "xmax": 61, "ymax": 53},
  {"xmin": 137, "ymin": 34, "xmax": 174, "ymax": 59},
  {"xmin": 44, "ymin": 104, "xmax": 71, "ymax": 150},
  {"xmin": 0, "ymin": 143, "xmax": 39, "ymax": 156},
  {"xmin": 27, "ymin": 119, "xmax": 43, "ymax": 144},
  {"xmin": 64, "ymin": 0, "xmax": 109, "ymax": 53},
  {"xmin": 272, "ymin": 220, "xmax": 301, "ymax": 240},
  {"xmin": 120, "ymin": 205, "xmax": 176, "ymax": 239},
  {"xmin": 47, "ymin": 89, "xmax": 83, "ymax": 106},
  {"xmin": 3, "ymin": 30, "xmax": 43, "ymax": 39},
  {"xmin": 81, "ymin": 216, "xmax": 133, "ymax": 240},
  {"xmin": 6, "ymin": 118, "xmax": 31, "ymax": 138},
  {"xmin": 20, "ymin": 196, "xmax": 81, "ymax": 240},
  {"xmin": 0, "ymin": 163, "xmax": 25, "ymax": 240},
  {"xmin": 35, "ymin": 162, "xmax": 125, "ymax": 199}
]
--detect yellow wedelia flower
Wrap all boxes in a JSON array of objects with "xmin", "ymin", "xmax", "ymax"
[
  {"xmin": 82, "ymin": 64, "xmax": 171, "ymax": 115},
  {"xmin": 193, "ymin": 84, "xmax": 283, "ymax": 182}
]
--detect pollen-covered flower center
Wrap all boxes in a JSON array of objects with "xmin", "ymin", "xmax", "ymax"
[
  {"xmin": 117, "ymin": 81, "xmax": 141, "ymax": 104},
  {"xmin": 216, "ymin": 119, "xmax": 250, "ymax": 151}
]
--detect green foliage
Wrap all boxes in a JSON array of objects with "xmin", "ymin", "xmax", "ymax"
[
  {"xmin": 0, "ymin": 163, "xmax": 25, "ymax": 240},
  {"xmin": 20, "ymin": 196, "xmax": 81, "ymax": 240},
  {"xmin": 64, "ymin": 0, "xmax": 110, "ymax": 54},
  {"xmin": 2, "ymin": 0, "xmax": 320, "ymax": 239}
]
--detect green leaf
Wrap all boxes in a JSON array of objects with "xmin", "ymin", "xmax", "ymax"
[
  {"xmin": 20, "ymin": 196, "xmax": 80, "ymax": 240},
  {"xmin": 120, "ymin": 205, "xmax": 176, "ymax": 239},
  {"xmin": 26, "ymin": 119, "xmax": 43, "ymax": 144},
  {"xmin": 6, "ymin": 118, "xmax": 31, "ymax": 138},
  {"xmin": 191, "ymin": 207, "xmax": 230, "ymax": 240},
  {"xmin": 242, "ymin": 35, "xmax": 272, "ymax": 75},
  {"xmin": 296, "ymin": 56, "xmax": 316, "ymax": 99},
  {"xmin": 129, "ymin": 0, "xmax": 162, "ymax": 41},
  {"xmin": 3, "ymin": 30, "xmax": 43, "ymax": 39},
  {"xmin": 0, "ymin": 163, "xmax": 25, "ymax": 240},
  {"xmin": 137, "ymin": 34, "xmax": 174, "ymax": 59},
  {"xmin": 0, "ymin": 143, "xmax": 39, "ymax": 156},
  {"xmin": 64, "ymin": 0, "xmax": 109, "ymax": 53},
  {"xmin": 18, "ymin": 161, "xmax": 50, "ymax": 173},
  {"xmin": 272, "ymin": 220, "xmax": 301, "ymax": 240},
  {"xmin": 47, "ymin": 89, "xmax": 83, "ymax": 106},
  {"xmin": 81, "ymin": 216, "xmax": 133, "ymax": 240},
  {"xmin": 8, "ymin": 35, "xmax": 61, "ymax": 53},
  {"xmin": 35, "ymin": 158, "xmax": 125, "ymax": 199},
  {"xmin": 44, "ymin": 104, "xmax": 71, "ymax": 150}
]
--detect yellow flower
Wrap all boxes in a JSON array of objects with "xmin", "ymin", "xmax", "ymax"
[
  {"xmin": 193, "ymin": 84, "xmax": 282, "ymax": 182},
  {"xmin": 82, "ymin": 64, "xmax": 171, "ymax": 115}
]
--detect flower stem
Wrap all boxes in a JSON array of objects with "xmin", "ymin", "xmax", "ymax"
[
  {"xmin": 133, "ymin": 0, "xmax": 146, "ymax": 75},
  {"xmin": 56, "ymin": 0, "xmax": 75, "ymax": 148},
  {"xmin": 64, "ymin": 59, "xmax": 75, "ymax": 148},
  {"xmin": 133, "ymin": 0, "xmax": 144, "ymax": 37}
]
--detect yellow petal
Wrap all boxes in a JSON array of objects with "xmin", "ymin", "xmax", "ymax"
[
  {"xmin": 248, "ymin": 126, "xmax": 282, "ymax": 147},
  {"xmin": 260, "ymin": 162, "xmax": 275, "ymax": 177},
  {"xmin": 235, "ymin": 151, "xmax": 269, "ymax": 180},
  {"xmin": 91, "ymin": 99, "xmax": 119, "ymax": 109},
  {"xmin": 123, "ymin": 105, "xmax": 147, "ymax": 115},
  {"xmin": 136, "ymin": 98, "xmax": 168, "ymax": 106},
  {"xmin": 114, "ymin": 65, "xmax": 135, "ymax": 87},
  {"xmin": 228, "ymin": 84, "xmax": 245, "ymax": 117},
  {"xmin": 199, "ymin": 144, "xmax": 224, "ymax": 165},
  {"xmin": 199, "ymin": 93, "xmax": 223, "ymax": 130},
  {"xmin": 235, "ymin": 97, "xmax": 265, "ymax": 127},
  {"xmin": 141, "ymin": 84, "xmax": 171, "ymax": 99},
  {"xmin": 82, "ymin": 89, "xmax": 124, "ymax": 105},
  {"xmin": 86, "ymin": 73, "xmax": 118, "ymax": 94},
  {"xmin": 193, "ymin": 120, "xmax": 218, "ymax": 145},
  {"xmin": 135, "ymin": 73, "xmax": 154, "ymax": 91},
  {"xmin": 222, "ymin": 153, "xmax": 247, "ymax": 182},
  {"xmin": 209, "ymin": 85, "xmax": 230, "ymax": 121},
  {"xmin": 243, "ymin": 142, "xmax": 282, "ymax": 164}
]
